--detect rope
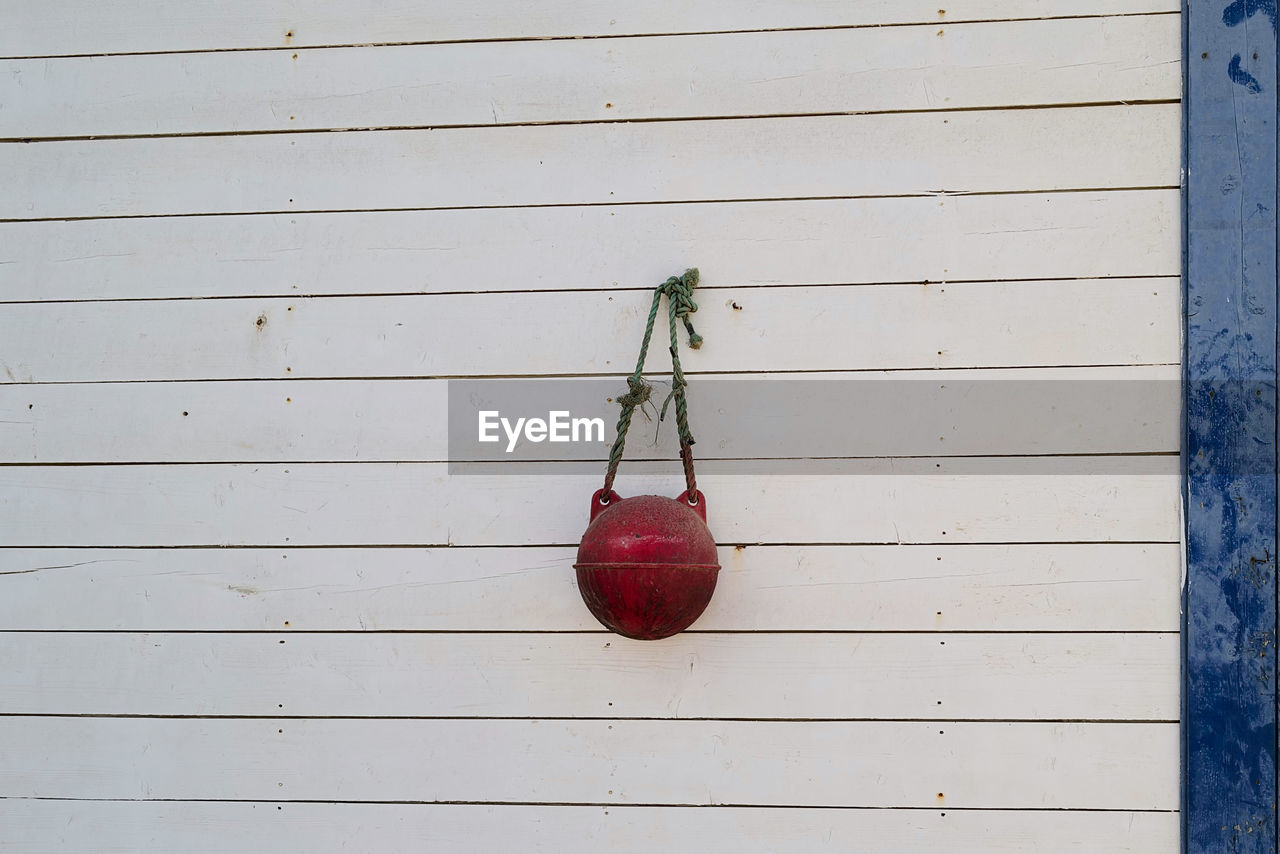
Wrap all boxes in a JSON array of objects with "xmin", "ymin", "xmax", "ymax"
[{"xmin": 601, "ymin": 268, "xmax": 703, "ymax": 502}]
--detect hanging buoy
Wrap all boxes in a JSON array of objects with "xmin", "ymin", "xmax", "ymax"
[
  {"xmin": 574, "ymin": 268, "xmax": 720, "ymax": 640},
  {"xmin": 576, "ymin": 489, "xmax": 719, "ymax": 640}
]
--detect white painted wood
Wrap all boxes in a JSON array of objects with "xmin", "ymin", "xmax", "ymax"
[
  {"xmin": 0, "ymin": 16, "xmax": 1180, "ymax": 138},
  {"xmin": 0, "ymin": 191, "xmax": 1180, "ymax": 302},
  {"xmin": 0, "ymin": 543, "xmax": 1181, "ymax": 632},
  {"xmin": 0, "ymin": 279, "xmax": 1179, "ymax": 383},
  {"xmin": 0, "ymin": 801, "xmax": 1182, "ymax": 854},
  {"xmin": 0, "ymin": 106, "xmax": 1179, "ymax": 220},
  {"xmin": 0, "ymin": 717, "xmax": 1179, "ymax": 808},
  {"xmin": 0, "ymin": 1, "xmax": 1180, "ymax": 57},
  {"xmin": 0, "ymin": 0, "xmax": 1185, "ymax": 844},
  {"xmin": 0, "ymin": 366, "xmax": 1180, "ymax": 463},
  {"xmin": 0, "ymin": 465, "xmax": 1181, "ymax": 546},
  {"xmin": 0, "ymin": 632, "xmax": 1178, "ymax": 720}
]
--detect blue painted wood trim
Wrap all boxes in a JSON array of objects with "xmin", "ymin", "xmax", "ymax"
[{"xmin": 1184, "ymin": 1, "xmax": 1279, "ymax": 851}]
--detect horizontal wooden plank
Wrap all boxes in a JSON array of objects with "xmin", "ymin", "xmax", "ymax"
[
  {"xmin": 0, "ymin": 632, "xmax": 1178, "ymax": 720},
  {"xmin": 0, "ymin": 191, "xmax": 1180, "ymax": 302},
  {"xmin": 0, "ymin": 543, "xmax": 1181, "ymax": 632},
  {"xmin": 0, "ymin": 717, "xmax": 1179, "ymax": 808},
  {"xmin": 0, "ymin": 280, "xmax": 1179, "ymax": 383},
  {"xmin": 0, "ymin": 465, "xmax": 1180, "ymax": 547},
  {"xmin": 0, "ymin": 801, "xmax": 1181, "ymax": 854},
  {"xmin": 0, "ymin": 366, "xmax": 1181, "ymax": 463},
  {"xmin": 0, "ymin": 1, "xmax": 1180, "ymax": 58},
  {"xmin": 0, "ymin": 16, "xmax": 1180, "ymax": 139},
  {"xmin": 0, "ymin": 106, "xmax": 1180, "ymax": 219}
]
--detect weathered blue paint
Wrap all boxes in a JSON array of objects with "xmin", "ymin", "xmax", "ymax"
[
  {"xmin": 1184, "ymin": 0, "xmax": 1279, "ymax": 851},
  {"xmin": 1222, "ymin": 0, "xmax": 1277, "ymax": 32},
  {"xmin": 1223, "ymin": 0, "xmax": 1277, "ymax": 92},
  {"xmin": 1228, "ymin": 53, "xmax": 1265, "ymax": 92}
]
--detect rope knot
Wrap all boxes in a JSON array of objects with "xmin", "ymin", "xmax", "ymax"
[
  {"xmin": 659, "ymin": 268, "xmax": 703, "ymax": 349},
  {"xmin": 615, "ymin": 375, "xmax": 651, "ymax": 409}
]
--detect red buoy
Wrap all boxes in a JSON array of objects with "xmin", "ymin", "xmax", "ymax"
[{"xmin": 575, "ymin": 488, "xmax": 720, "ymax": 640}]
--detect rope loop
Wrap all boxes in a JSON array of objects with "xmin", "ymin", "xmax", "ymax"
[{"xmin": 601, "ymin": 268, "xmax": 703, "ymax": 500}]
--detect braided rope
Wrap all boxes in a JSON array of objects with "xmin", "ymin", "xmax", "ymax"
[{"xmin": 601, "ymin": 268, "xmax": 703, "ymax": 501}]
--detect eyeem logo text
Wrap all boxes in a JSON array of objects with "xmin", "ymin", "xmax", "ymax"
[{"xmin": 478, "ymin": 410, "xmax": 607, "ymax": 453}]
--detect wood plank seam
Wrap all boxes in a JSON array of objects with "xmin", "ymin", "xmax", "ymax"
[{"xmin": 1, "ymin": 9, "xmax": 1184, "ymax": 61}]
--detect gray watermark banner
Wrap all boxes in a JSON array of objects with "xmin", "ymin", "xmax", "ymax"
[{"xmin": 447, "ymin": 378, "xmax": 1194, "ymax": 475}]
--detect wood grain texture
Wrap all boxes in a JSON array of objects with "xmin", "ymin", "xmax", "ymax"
[
  {"xmin": 0, "ymin": 16, "xmax": 1180, "ymax": 138},
  {"xmin": 0, "ymin": 280, "xmax": 1179, "ymax": 383},
  {"xmin": 0, "ymin": 465, "xmax": 1180, "ymax": 546},
  {"xmin": 0, "ymin": 543, "xmax": 1181, "ymax": 632},
  {"xmin": 0, "ymin": 632, "xmax": 1178, "ymax": 720},
  {"xmin": 0, "ymin": 717, "xmax": 1179, "ymax": 808},
  {"xmin": 0, "ymin": 190, "xmax": 1180, "ymax": 302},
  {"xmin": 0, "ymin": 0, "xmax": 1180, "ymax": 57},
  {"xmin": 0, "ymin": 801, "xmax": 1181, "ymax": 854},
  {"xmin": 0, "ymin": 106, "xmax": 1180, "ymax": 220}
]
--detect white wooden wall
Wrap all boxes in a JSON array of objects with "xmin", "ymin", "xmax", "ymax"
[{"xmin": 0, "ymin": 3, "xmax": 1181, "ymax": 851}]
